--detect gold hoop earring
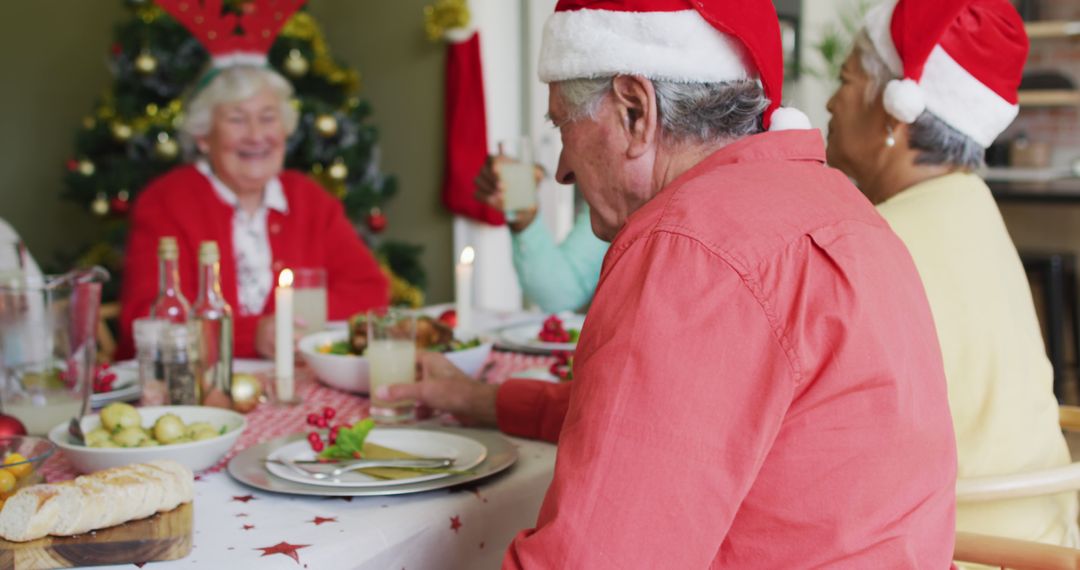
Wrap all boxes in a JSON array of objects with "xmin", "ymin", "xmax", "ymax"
[{"xmin": 885, "ymin": 126, "xmax": 896, "ymax": 148}]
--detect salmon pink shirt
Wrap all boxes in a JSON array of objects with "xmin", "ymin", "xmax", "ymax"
[{"xmin": 499, "ymin": 131, "xmax": 958, "ymax": 569}]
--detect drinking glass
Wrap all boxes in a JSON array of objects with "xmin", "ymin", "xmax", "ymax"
[
  {"xmin": 367, "ymin": 308, "xmax": 417, "ymax": 423},
  {"xmin": 499, "ymin": 137, "xmax": 537, "ymax": 217},
  {"xmin": 292, "ymin": 267, "xmax": 327, "ymax": 336},
  {"xmin": 0, "ymin": 267, "xmax": 108, "ymax": 435}
]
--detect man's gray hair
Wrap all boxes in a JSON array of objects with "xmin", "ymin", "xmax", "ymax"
[
  {"xmin": 557, "ymin": 77, "xmax": 768, "ymax": 145},
  {"xmin": 179, "ymin": 65, "xmax": 299, "ymax": 159},
  {"xmin": 854, "ymin": 31, "xmax": 984, "ymax": 170}
]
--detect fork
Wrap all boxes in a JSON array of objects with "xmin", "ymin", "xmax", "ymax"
[{"xmin": 273, "ymin": 457, "xmax": 455, "ymax": 480}]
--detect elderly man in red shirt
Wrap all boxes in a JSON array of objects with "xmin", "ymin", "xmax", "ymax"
[{"xmin": 382, "ymin": 0, "xmax": 957, "ymax": 567}]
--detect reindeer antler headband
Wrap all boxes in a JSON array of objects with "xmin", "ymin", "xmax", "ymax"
[{"xmin": 156, "ymin": 0, "xmax": 306, "ymax": 72}]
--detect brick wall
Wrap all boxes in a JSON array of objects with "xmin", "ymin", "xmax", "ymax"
[{"xmin": 1001, "ymin": 2, "xmax": 1080, "ymax": 168}]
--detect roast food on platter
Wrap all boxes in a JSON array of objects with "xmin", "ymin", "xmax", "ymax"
[
  {"xmin": 0, "ymin": 459, "xmax": 193, "ymax": 542},
  {"xmin": 317, "ymin": 313, "xmax": 481, "ymax": 356}
]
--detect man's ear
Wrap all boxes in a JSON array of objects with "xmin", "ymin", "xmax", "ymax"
[{"xmin": 611, "ymin": 75, "xmax": 658, "ymax": 159}]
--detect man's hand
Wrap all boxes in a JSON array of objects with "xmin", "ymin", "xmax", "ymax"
[
  {"xmin": 374, "ymin": 352, "xmax": 499, "ymax": 426},
  {"xmin": 474, "ymin": 146, "xmax": 543, "ymax": 233}
]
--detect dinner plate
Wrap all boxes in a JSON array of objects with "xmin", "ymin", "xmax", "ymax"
[
  {"xmin": 496, "ymin": 313, "xmax": 585, "ymax": 353},
  {"xmin": 228, "ymin": 426, "xmax": 518, "ymax": 497},
  {"xmin": 265, "ymin": 429, "xmax": 487, "ymax": 488},
  {"xmin": 90, "ymin": 361, "xmax": 141, "ymax": 409}
]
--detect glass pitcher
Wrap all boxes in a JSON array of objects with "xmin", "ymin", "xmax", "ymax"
[{"xmin": 0, "ymin": 267, "xmax": 109, "ymax": 435}]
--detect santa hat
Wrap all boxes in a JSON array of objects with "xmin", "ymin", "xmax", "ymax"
[
  {"xmin": 864, "ymin": 0, "xmax": 1028, "ymax": 148},
  {"xmin": 538, "ymin": 0, "xmax": 810, "ymax": 132}
]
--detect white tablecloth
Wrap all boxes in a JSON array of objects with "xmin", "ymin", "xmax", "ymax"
[{"xmin": 97, "ymin": 433, "xmax": 554, "ymax": 569}]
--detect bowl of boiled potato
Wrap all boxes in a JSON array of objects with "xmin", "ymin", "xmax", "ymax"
[{"xmin": 47, "ymin": 403, "xmax": 246, "ymax": 473}]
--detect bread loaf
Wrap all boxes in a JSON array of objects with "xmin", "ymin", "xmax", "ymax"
[{"xmin": 0, "ymin": 460, "xmax": 193, "ymax": 542}]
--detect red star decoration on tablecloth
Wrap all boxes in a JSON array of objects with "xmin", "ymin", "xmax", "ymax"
[
  {"xmin": 243, "ymin": 524, "xmax": 255, "ymax": 531},
  {"xmin": 232, "ymin": 495, "xmax": 256, "ymax": 503},
  {"xmin": 449, "ymin": 516, "xmax": 462, "ymax": 533},
  {"xmin": 308, "ymin": 516, "xmax": 337, "ymax": 526},
  {"xmin": 255, "ymin": 541, "xmax": 310, "ymax": 564}
]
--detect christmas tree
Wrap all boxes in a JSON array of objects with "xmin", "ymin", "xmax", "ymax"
[{"xmin": 63, "ymin": 0, "xmax": 424, "ymax": 307}]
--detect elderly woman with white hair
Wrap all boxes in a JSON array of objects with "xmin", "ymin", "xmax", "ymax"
[
  {"xmin": 826, "ymin": 0, "xmax": 1078, "ymax": 549},
  {"xmin": 119, "ymin": 65, "xmax": 389, "ymax": 359}
]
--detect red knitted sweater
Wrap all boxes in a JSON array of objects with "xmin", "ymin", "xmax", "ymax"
[{"xmin": 118, "ymin": 165, "xmax": 389, "ymax": 358}]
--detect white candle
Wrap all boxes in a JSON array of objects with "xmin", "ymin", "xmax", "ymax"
[
  {"xmin": 455, "ymin": 247, "xmax": 475, "ymax": 334},
  {"xmin": 275, "ymin": 268, "xmax": 295, "ymax": 401}
]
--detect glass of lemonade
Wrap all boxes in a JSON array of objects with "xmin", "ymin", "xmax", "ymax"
[
  {"xmin": 0, "ymin": 267, "xmax": 107, "ymax": 435},
  {"xmin": 366, "ymin": 308, "xmax": 417, "ymax": 423},
  {"xmin": 292, "ymin": 268, "xmax": 327, "ymax": 336},
  {"xmin": 500, "ymin": 137, "xmax": 537, "ymax": 217}
]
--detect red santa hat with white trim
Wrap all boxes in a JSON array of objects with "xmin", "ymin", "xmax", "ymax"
[
  {"xmin": 864, "ymin": 0, "xmax": 1028, "ymax": 148},
  {"xmin": 537, "ymin": 0, "xmax": 811, "ymax": 132}
]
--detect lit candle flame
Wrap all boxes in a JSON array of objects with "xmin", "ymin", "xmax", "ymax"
[
  {"xmin": 460, "ymin": 246, "xmax": 475, "ymax": 265},
  {"xmin": 278, "ymin": 268, "xmax": 294, "ymax": 287}
]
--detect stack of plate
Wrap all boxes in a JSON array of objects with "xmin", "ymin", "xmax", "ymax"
[{"xmin": 228, "ymin": 426, "xmax": 517, "ymax": 497}]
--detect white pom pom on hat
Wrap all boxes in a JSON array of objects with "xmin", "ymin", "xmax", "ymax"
[
  {"xmin": 768, "ymin": 107, "xmax": 812, "ymax": 132},
  {"xmin": 882, "ymin": 78, "xmax": 926, "ymax": 124}
]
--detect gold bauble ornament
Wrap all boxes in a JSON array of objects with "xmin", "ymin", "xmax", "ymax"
[
  {"xmin": 77, "ymin": 159, "xmax": 96, "ymax": 177},
  {"xmin": 230, "ymin": 373, "xmax": 263, "ymax": 413},
  {"xmin": 283, "ymin": 49, "xmax": 309, "ymax": 78},
  {"xmin": 111, "ymin": 121, "xmax": 133, "ymax": 142},
  {"xmin": 314, "ymin": 114, "xmax": 338, "ymax": 138},
  {"xmin": 91, "ymin": 193, "xmax": 109, "ymax": 216},
  {"xmin": 134, "ymin": 49, "xmax": 158, "ymax": 74},
  {"xmin": 328, "ymin": 159, "xmax": 348, "ymax": 181},
  {"xmin": 145, "ymin": 103, "xmax": 159, "ymax": 117},
  {"xmin": 154, "ymin": 132, "xmax": 179, "ymax": 160},
  {"xmin": 82, "ymin": 116, "xmax": 96, "ymax": 130}
]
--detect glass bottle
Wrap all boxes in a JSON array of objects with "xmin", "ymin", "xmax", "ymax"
[
  {"xmin": 149, "ymin": 237, "xmax": 189, "ymax": 323},
  {"xmin": 192, "ymin": 241, "xmax": 233, "ymax": 408}
]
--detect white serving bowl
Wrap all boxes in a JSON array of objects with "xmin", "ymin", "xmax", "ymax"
[
  {"xmin": 48, "ymin": 406, "xmax": 246, "ymax": 474},
  {"xmin": 298, "ymin": 330, "xmax": 493, "ymax": 394}
]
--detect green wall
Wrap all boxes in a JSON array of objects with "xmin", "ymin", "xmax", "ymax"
[
  {"xmin": 0, "ymin": 0, "xmax": 453, "ymax": 303},
  {"xmin": 0, "ymin": 2, "xmax": 125, "ymax": 269}
]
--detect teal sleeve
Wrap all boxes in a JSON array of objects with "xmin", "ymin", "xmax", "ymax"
[{"xmin": 511, "ymin": 207, "xmax": 608, "ymax": 313}]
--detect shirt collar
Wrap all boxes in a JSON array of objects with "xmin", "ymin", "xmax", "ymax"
[{"xmin": 196, "ymin": 160, "xmax": 288, "ymax": 214}]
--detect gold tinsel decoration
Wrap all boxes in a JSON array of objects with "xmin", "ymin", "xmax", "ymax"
[
  {"xmin": 381, "ymin": 263, "xmax": 424, "ymax": 308},
  {"xmin": 111, "ymin": 121, "xmax": 133, "ymax": 142},
  {"xmin": 424, "ymin": 0, "xmax": 470, "ymax": 42}
]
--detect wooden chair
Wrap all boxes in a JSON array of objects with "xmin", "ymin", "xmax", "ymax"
[{"xmin": 951, "ymin": 405, "xmax": 1080, "ymax": 569}]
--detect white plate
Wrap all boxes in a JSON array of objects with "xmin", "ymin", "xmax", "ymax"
[
  {"xmin": 90, "ymin": 361, "xmax": 141, "ymax": 409},
  {"xmin": 265, "ymin": 429, "xmax": 487, "ymax": 488},
  {"xmin": 497, "ymin": 313, "xmax": 585, "ymax": 353}
]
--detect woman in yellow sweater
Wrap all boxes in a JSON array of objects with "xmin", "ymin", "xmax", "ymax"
[{"xmin": 826, "ymin": 0, "xmax": 1078, "ymax": 549}]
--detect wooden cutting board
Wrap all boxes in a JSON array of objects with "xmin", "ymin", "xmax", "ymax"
[{"xmin": 0, "ymin": 502, "xmax": 192, "ymax": 569}]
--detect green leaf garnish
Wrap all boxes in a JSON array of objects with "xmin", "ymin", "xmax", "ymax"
[{"xmin": 318, "ymin": 418, "xmax": 376, "ymax": 460}]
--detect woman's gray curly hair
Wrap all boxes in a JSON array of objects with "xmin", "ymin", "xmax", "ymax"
[
  {"xmin": 556, "ymin": 76, "xmax": 769, "ymax": 145},
  {"xmin": 179, "ymin": 65, "xmax": 299, "ymax": 160},
  {"xmin": 854, "ymin": 31, "xmax": 984, "ymax": 170}
]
